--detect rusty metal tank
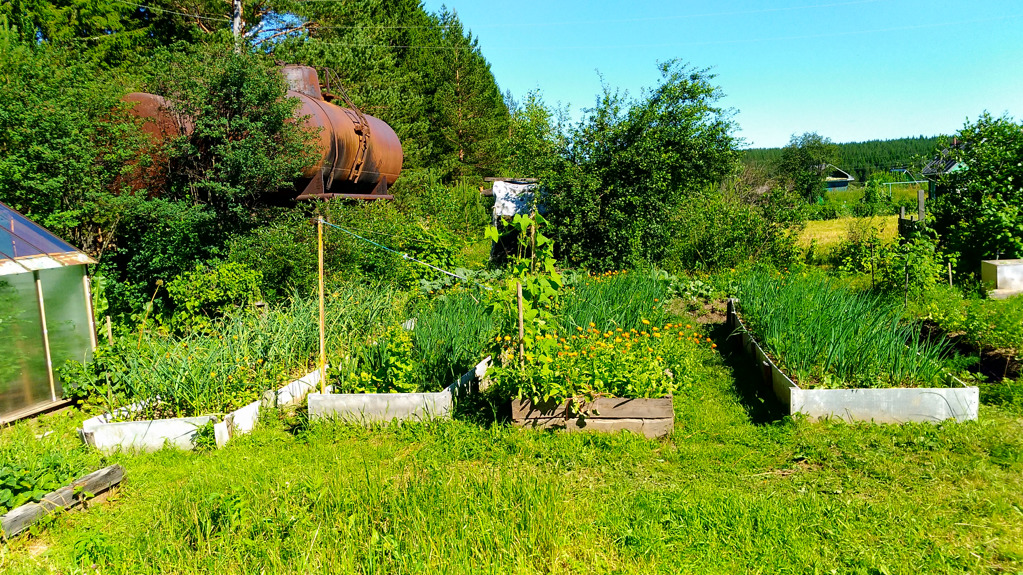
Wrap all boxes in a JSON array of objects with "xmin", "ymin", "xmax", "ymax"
[
  {"xmin": 283, "ymin": 65, "xmax": 403, "ymax": 200},
  {"xmin": 122, "ymin": 65, "xmax": 403, "ymax": 200}
]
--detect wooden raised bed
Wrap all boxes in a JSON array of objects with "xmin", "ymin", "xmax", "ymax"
[
  {"xmin": 727, "ymin": 299, "xmax": 979, "ymax": 424},
  {"xmin": 511, "ymin": 396, "xmax": 674, "ymax": 439}
]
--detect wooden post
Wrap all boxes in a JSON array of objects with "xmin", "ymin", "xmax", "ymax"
[
  {"xmin": 318, "ymin": 217, "xmax": 327, "ymax": 394},
  {"xmin": 105, "ymin": 316, "xmax": 114, "ymax": 343},
  {"xmin": 917, "ymin": 189, "xmax": 926, "ymax": 222},
  {"xmin": 34, "ymin": 272, "xmax": 56, "ymax": 402},
  {"xmin": 948, "ymin": 262, "xmax": 953, "ymax": 287},
  {"xmin": 83, "ymin": 274, "xmax": 98, "ymax": 351},
  {"xmin": 900, "ymin": 206, "xmax": 906, "ymax": 219},
  {"xmin": 516, "ymin": 282, "xmax": 525, "ymax": 368}
]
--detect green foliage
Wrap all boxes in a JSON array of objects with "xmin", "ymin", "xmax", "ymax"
[
  {"xmin": 61, "ymin": 284, "xmax": 406, "ymax": 418},
  {"xmin": 150, "ymin": 45, "xmax": 317, "ymax": 208},
  {"xmin": 72, "ymin": 530, "xmax": 115, "ymax": 567},
  {"xmin": 777, "ymin": 132, "xmax": 838, "ymax": 202},
  {"xmin": 165, "ymin": 261, "xmax": 263, "ymax": 333},
  {"xmin": 835, "ymin": 221, "xmax": 953, "ymax": 298},
  {"xmin": 733, "ymin": 268, "xmax": 953, "ymax": 388},
  {"xmin": 558, "ymin": 269, "xmax": 671, "ymax": 333},
  {"xmin": 0, "ymin": 35, "xmax": 147, "ymax": 253},
  {"xmin": 226, "ymin": 211, "xmax": 318, "ymax": 302},
  {"xmin": 0, "ymin": 462, "xmax": 61, "ymax": 514},
  {"xmin": 931, "ymin": 113, "xmax": 1023, "ymax": 269},
  {"xmin": 490, "ymin": 322, "xmax": 705, "ymax": 406},
  {"xmin": 745, "ymin": 135, "xmax": 940, "ymax": 183},
  {"xmin": 334, "ymin": 325, "xmax": 421, "ymax": 394},
  {"xmin": 510, "ymin": 62, "xmax": 740, "ymax": 270},
  {"xmin": 322, "ymin": 200, "xmax": 464, "ymax": 291},
  {"xmin": 664, "ymin": 189, "xmax": 803, "ymax": 271},
  {"xmin": 410, "ymin": 290, "xmax": 497, "ymax": 391},
  {"xmin": 917, "ymin": 290, "xmax": 1023, "ymax": 356}
]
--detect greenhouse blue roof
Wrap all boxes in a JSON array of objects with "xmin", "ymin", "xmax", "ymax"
[{"xmin": 0, "ymin": 201, "xmax": 95, "ymax": 276}]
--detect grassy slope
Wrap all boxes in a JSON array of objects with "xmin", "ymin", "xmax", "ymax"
[{"xmin": 2, "ymin": 330, "xmax": 1022, "ymax": 574}]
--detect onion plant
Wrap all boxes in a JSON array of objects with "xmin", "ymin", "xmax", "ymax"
[
  {"xmin": 733, "ymin": 269, "xmax": 953, "ymax": 389},
  {"xmin": 63, "ymin": 283, "xmax": 407, "ymax": 419},
  {"xmin": 559, "ymin": 269, "xmax": 670, "ymax": 333}
]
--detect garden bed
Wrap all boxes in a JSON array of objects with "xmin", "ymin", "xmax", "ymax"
[
  {"xmin": 511, "ymin": 396, "xmax": 673, "ymax": 439},
  {"xmin": 308, "ymin": 357, "xmax": 490, "ymax": 423},
  {"xmin": 79, "ymin": 370, "xmax": 322, "ymax": 453},
  {"xmin": 728, "ymin": 299, "xmax": 978, "ymax": 423}
]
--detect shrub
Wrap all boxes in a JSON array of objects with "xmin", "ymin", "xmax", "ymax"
[{"xmin": 166, "ymin": 261, "xmax": 263, "ymax": 333}]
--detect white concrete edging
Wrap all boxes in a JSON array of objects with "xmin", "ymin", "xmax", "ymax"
[
  {"xmin": 308, "ymin": 356, "xmax": 491, "ymax": 424},
  {"xmin": 79, "ymin": 369, "xmax": 323, "ymax": 453},
  {"xmin": 727, "ymin": 299, "xmax": 979, "ymax": 424}
]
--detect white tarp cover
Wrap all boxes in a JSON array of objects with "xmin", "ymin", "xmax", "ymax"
[{"xmin": 492, "ymin": 181, "xmax": 538, "ymax": 218}]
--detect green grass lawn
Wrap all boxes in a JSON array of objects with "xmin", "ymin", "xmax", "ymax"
[{"xmin": 2, "ymin": 323, "xmax": 1022, "ymax": 574}]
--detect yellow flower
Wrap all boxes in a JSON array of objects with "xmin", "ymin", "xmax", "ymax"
[
  {"xmin": 641, "ymin": 319, "xmax": 650, "ymax": 325},
  {"xmin": 504, "ymin": 335, "xmax": 511, "ymax": 341},
  {"xmin": 589, "ymin": 322, "xmax": 595, "ymax": 328},
  {"xmin": 576, "ymin": 326, "xmax": 583, "ymax": 332}
]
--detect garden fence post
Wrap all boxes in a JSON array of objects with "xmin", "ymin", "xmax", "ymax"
[
  {"xmin": 318, "ymin": 217, "xmax": 327, "ymax": 394},
  {"xmin": 517, "ymin": 282, "xmax": 525, "ymax": 367}
]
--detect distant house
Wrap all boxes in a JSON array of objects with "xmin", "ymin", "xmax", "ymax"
[
  {"xmin": 921, "ymin": 138, "xmax": 966, "ymax": 197},
  {"xmin": 823, "ymin": 164, "xmax": 855, "ymax": 192}
]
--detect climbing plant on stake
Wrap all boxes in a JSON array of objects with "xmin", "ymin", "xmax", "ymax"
[{"xmin": 486, "ymin": 213, "xmax": 563, "ymax": 362}]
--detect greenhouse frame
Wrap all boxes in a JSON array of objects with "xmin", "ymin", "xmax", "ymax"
[{"xmin": 1, "ymin": 202, "xmax": 97, "ymax": 424}]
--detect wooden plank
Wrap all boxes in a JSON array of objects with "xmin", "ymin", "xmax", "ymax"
[
  {"xmin": 1, "ymin": 464, "xmax": 124, "ymax": 539},
  {"xmin": 512, "ymin": 397, "xmax": 673, "ymax": 420},
  {"xmin": 513, "ymin": 414, "xmax": 673, "ymax": 439},
  {"xmin": 0, "ymin": 399, "xmax": 73, "ymax": 426}
]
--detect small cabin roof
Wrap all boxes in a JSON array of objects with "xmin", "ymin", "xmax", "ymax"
[{"xmin": 0, "ymin": 202, "xmax": 95, "ymax": 277}]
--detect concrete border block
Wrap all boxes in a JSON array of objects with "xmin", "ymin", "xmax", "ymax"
[
  {"xmin": 308, "ymin": 357, "xmax": 490, "ymax": 424},
  {"xmin": 727, "ymin": 299, "xmax": 979, "ymax": 424},
  {"xmin": 79, "ymin": 369, "xmax": 323, "ymax": 453}
]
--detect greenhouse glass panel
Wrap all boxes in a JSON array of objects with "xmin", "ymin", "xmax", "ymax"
[
  {"xmin": 40, "ymin": 267, "xmax": 93, "ymax": 395},
  {"xmin": 0, "ymin": 273, "xmax": 52, "ymax": 417}
]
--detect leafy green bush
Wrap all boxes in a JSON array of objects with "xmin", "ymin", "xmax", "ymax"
[
  {"xmin": 663, "ymin": 191, "xmax": 802, "ymax": 271},
  {"xmin": 507, "ymin": 62, "xmax": 740, "ymax": 270},
  {"xmin": 166, "ymin": 261, "xmax": 263, "ymax": 333},
  {"xmin": 931, "ymin": 113, "xmax": 1023, "ymax": 271}
]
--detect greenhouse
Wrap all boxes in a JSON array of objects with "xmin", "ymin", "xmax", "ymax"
[{"xmin": 0, "ymin": 202, "xmax": 96, "ymax": 424}]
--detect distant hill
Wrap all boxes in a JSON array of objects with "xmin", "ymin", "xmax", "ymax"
[{"xmin": 743, "ymin": 136, "xmax": 943, "ymax": 182}]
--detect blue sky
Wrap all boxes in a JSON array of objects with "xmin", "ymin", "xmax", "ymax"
[{"xmin": 420, "ymin": 0, "xmax": 1023, "ymax": 148}]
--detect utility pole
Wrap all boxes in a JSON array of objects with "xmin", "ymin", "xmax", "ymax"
[{"xmin": 232, "ymin": 0, "xmax": 243, "ymax": 52}]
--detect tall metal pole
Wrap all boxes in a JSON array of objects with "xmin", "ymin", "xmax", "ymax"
[{"xmin": 318, "ymin": 217, "xmax": 327, "ymax": 394}]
